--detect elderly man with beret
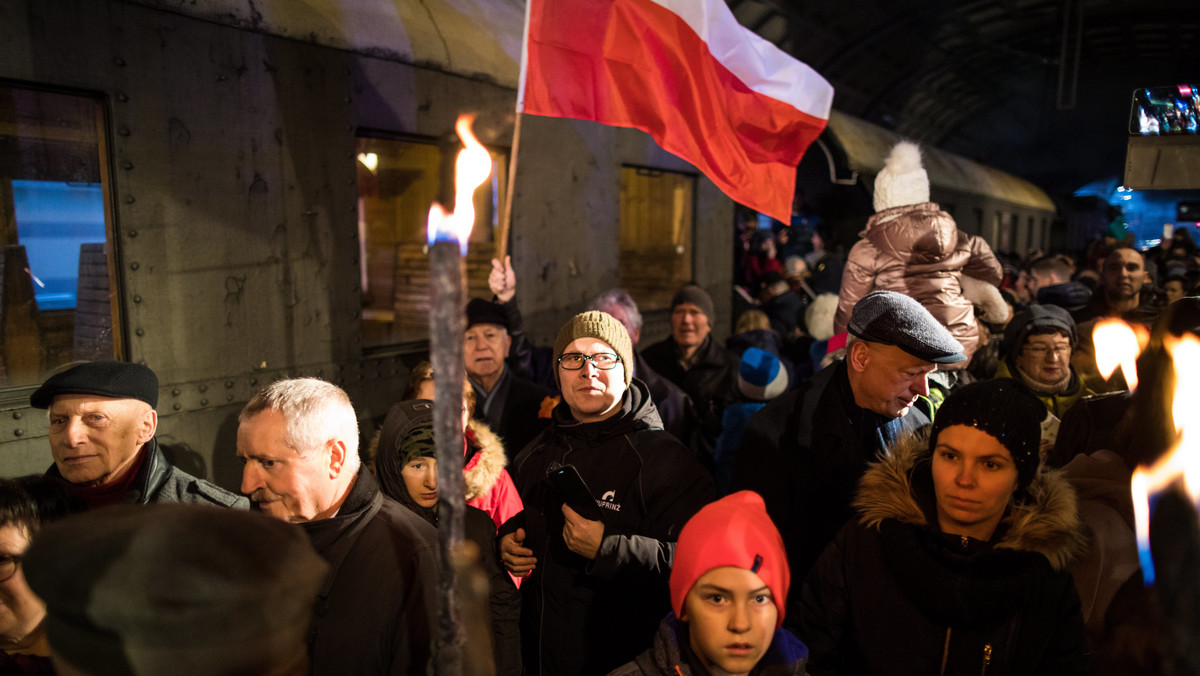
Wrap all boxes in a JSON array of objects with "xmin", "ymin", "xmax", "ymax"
[
  {"xmin": 731, "ymin": 291, "xmax": 966, "ymax": 622},
  {"xmin": 31, "ymin": 361, "xmax": 246, "ymax": 510}
]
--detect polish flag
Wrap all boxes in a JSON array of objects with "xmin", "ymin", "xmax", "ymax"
[{"xmin": 518, "ymin": 0, "xmax": 834, "ymax": 223}]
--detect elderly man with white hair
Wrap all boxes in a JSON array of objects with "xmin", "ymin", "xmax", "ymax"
[{"xmin": 237, "ymin": 377, "xmax": 438, "ymax": 675}]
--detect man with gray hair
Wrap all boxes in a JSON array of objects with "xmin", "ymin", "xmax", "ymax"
[
  {"xmin": 731, "ymin": 291, "xmax": 966, "ymax": 621},
  {"xmin": 588, "ymin": 289, "xmax": 701, "ymax": 451},
  {"xmin": 237, "ymin": 377, "xmax": 438, "ymax": 675}
]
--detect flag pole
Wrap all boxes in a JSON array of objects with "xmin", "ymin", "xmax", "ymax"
[
  {"xmin": 497, "ymin": 0, "xmax": 534, "ymax": 262},
  {"xmin": 496, "ymin": 112, "xmax": 522, "ymax": 262}
]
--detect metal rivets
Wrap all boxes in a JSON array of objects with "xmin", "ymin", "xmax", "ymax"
[
  {"xmin": 199, "ymin": 384, "xmax": 207, "ymax": 393},
  {"xmin": 135, "ymin": 328, "xmax": 145, "ymax": 337},
  {"xmin": 250, "ymin": 378, "xmax": 258, "ymax": 386},
  {"xmin": 173, "ymin": 403, "xmax": 181, "ymax": 411},
  {"xmin": 118, "ymin": 126, "xmax": 131, "ymax": 137},
  {"xmin": 13, "ymin": 429, "xmax": 23, "ymax": 437},
  {"xmin": 123, "ymin": 162, "xmax": 134, "ymax": 171},
  {"xmin": 225, "ymin": 381, "xmax": 234, "ymax": 389},
  {"xmin": 125, "ymin": 196, "xmax": 135, "ymax": 205},
  {"xmin": 227, "ymin": 394, "xmax": 234, "ymax": 402},
  {"xmin": 130, "ymin": 262, "xmax": 139, "ymax": 270},
  {"xmin": 172, "ymin": 389, "xmax": 181, "ymax": 396},
  {"xmin": 116, "ymin": 93, "xmax": 129, "ymax": 102},
  {"xmin": 133, "ymin": 295, "xmax": 142, "ymax": 304},
  {"xmin": 128, "ymin": 229, "xmax": 138, "ymax": 237},
  {"xmin": 200, "ymin": 399, "xmax": 208, "ymax": 406},
  {"xmin": 11, "ymin": 413, "xmax": 20, "ymax": 420}
]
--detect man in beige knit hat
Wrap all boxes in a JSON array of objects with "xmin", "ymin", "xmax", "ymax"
[{"xmin": 498, "ymin": 311, "xmax": 716, "ymax": 675}]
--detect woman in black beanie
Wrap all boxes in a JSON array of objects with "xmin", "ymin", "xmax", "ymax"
[{"xmin": 798, "ymin": 379, "xmax": 1089, "ymax": 676}]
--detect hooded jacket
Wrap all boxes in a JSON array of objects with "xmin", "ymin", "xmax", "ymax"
[
  {"xmin": 833, "ymin": 203, "xmax": 1003, "ymax": 364},
  {"xmin": 798, "ymin": 431, "xmax": 1088, "ymax": 676},
  {"xmin": 608, "ymin": 613, "xmax": 808, "ymax": 676},
  {"xmin": 502, "ymin": 379, "xmax": 717, "ymax": 676},
  {"xmin": 464, "ymin": 419, "xmax": 524, "ymax": 531}
]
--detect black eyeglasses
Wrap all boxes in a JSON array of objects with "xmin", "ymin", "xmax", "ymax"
[
  {"xmin": 0, "ymin": 555, "xmax": 22, "ymax": 582},
  {"xmin": 557, "ymin": 352, "xmax": 622, "ymax": 370}
]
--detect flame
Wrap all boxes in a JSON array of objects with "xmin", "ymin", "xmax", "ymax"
[
  {"xmin": 426, "ymin": 115, "xmax": 492, "ymax": 255},
  {"xmin": 1131, "ymin": 333, "xmax": 1200, "ymax": 584},
  {"xmin": 1093, "ymin": 318, "xmax": 1148, "ymax": 390}
]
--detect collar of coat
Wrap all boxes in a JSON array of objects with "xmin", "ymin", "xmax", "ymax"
[
  {"xmin": 464, "ymin": 419, "xmax": 507, "ymax": 502},
  {"xmin": 852, "ymin": 428, "xmax": 1084, "ymax": 570}
]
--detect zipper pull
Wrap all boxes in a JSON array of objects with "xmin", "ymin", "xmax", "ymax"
[
  {"xmin": 981, "ymin": 643, "xmax": 992, "ymax": 676},
  {"xmin": 961, "ymin": 535, "xmax": 969, "ymax": 548}
]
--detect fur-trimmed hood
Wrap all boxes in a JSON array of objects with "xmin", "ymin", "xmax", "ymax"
[
  {"xmin": 854, "ymin": 428, "xmax": 1084, "ymax": 570},
  {"xmin": 464, "ymin": 418, "xmax": 507, "ymax": 502}
]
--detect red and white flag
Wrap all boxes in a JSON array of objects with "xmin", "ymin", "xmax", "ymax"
[{"xmin": 518, "ymin": 0, "xmax": 834, "ymax": 223}]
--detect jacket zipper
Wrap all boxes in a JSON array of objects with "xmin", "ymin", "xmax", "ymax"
[
  {"xmin": 981, "ymin": 643, "xmax": 992, "ymax": 675},
  {"xmin": 939, "ymin": 627, "xmax": 952, "ymax": 676}
]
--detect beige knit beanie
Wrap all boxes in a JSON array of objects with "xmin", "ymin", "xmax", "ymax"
[{"xmin": 553, "ymin": 311, "xmax": 633, "ymax": 387}]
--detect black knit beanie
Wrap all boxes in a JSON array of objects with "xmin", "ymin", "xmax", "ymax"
[
  {"xmin": 670, "ymin": 284, "xmax": 715, "ymax": 324},
  {"xmin": 929, "ymin": 379, "xmax": 1044, "ymax": 493}
]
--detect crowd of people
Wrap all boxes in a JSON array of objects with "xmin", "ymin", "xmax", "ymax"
[{"xmin": 1, "ymin": 140, "xmax": 1195, "ymax": 675}]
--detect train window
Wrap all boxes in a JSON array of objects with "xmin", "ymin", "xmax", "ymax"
[
  {"xmin": 0, "ymin": 83, "xmax": 119, "ymax": 389},
  {"xmin": 618, "ymin": 166, "xmax": 695, "ymax": 310},
  {"xmin": 355, "ymin": 134, "xmax": 507, "ymax": 348}
]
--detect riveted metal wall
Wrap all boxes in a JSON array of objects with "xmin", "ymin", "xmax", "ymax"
[{"xmin": 0, "ymin": 0, "xmax": 735, "ymax": 483}]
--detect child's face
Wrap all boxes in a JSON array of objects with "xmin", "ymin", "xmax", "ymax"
[{"xmin": 681, "ymin": 567, "xmax": 777, "ymax": 676}]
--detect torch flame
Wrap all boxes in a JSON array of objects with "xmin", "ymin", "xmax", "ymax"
[
  {"xmin": 1131, "ymin": 333, "xmax": 1200, "ymax": 585},
  {"xmin": 1093, "ymin": 318, "xmax": 1148, "ymax": 391},
  {"xmin": 426, "ymin": 114, "xmax": 493, "ymax": 254}
]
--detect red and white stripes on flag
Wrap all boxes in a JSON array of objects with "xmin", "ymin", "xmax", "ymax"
[{"xmin": 518, "ymin": 0, "xmax": 834, "ymax": 223}]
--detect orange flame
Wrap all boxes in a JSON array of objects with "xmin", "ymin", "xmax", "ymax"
[
  {"xmin": 426, "ymin": 114, "xmax": 493, "ymax": 254},
  {"xmin": 1130, "ymin": 333, "xmax": 1200, "ymax": 584},
  {"xmin": 1093, "ymin": 318, "xmax": 1149, "ymax": 391}
]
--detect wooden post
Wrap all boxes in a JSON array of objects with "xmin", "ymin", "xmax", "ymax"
[{"xmin": 496, "ymin": 112, "xmax": 523, "ymax": 261}]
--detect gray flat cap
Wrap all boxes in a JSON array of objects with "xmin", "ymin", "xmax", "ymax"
[{"xmin": 848, "ymin": 291, "xmax": 966, "ymax": 364}]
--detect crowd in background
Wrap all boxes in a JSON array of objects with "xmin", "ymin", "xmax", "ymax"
[{"xmin": 3, "ymin": 140, "xmax": 1197, "ymax": 676}]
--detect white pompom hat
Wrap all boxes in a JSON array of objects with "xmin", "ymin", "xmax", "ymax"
[{"xmin": 873, "ymin": 140, "xmax": 929, "ymax": 212}]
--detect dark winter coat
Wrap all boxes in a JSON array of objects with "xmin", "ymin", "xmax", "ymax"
[
  {"xmin": 473, "ymin": 367, "xmax": 555, "ymax": 460},
  {"xmin": 503, "ymin": 380, "xmax": 717, "ymax": 676},
  {"xmin": 798, "ymin": 432, "xmax": 1088, "ymax": 676},
  {"xmin": 833, "ymin": 202, "xmax": 1003, "ymax": 363},
  {"xmin": 729, "ymin": 360, "xmax": 930, "ymax": 613},
  {"xmin": 641, "ymin": 334, "xmax": 739, "ymax": 454},
  {"xmin": 607, "ymin": 613, "xmax": 809, "ymax": 676},
  {"xmin": 300, "ymin": 469, "xmax": 439, "ymax": 676},
  {"xmin": 633, "ymin": 351, "xmax": 704, "ymax": 459},
  {"xmin": 46, "ymin": 438, "xmax": 248, "ymax": 508}
]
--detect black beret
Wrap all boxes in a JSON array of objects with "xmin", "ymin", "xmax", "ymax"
[
  {"xmin": 466, "ymin": 298, "xmax": 508, "ymax": 330},
  {"xmin": 847, "ymin": 291, "xmax": 965, "ymax": 364},
  {"xmin": 30, "ymin": 362, "xmax": 159, "ymax": 409}
]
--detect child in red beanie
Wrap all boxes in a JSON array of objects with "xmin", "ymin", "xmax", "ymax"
[{"xmin": 608, "ymin": 491, "xmax": 808, "ymax": 675}]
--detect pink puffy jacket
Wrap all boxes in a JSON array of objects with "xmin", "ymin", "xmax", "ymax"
[{"xmin": 833, "ymin": 202, "xmax": 1003, "ymax": 363}]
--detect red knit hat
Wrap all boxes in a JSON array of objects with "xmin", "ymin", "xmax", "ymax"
[{"xmin": 670, "ymin": 491, "xmax": 789, "ymax": 628}]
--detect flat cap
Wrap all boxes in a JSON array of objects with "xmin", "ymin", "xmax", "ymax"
[
  {"xmin": 30, "ymin": 361, "xmax": 159, "ymax": 409},
  {"xmin": 848, "ymin": 291, "xmax": 965, "ymax": 364},
  {"xmin": 24, "ymin": 503, "xmax": 328, "ymax": 676}
]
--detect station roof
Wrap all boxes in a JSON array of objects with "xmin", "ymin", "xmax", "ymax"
[{"xmin": 131, "ymin": 0, "xmax": 1198, "ymax": 196}]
